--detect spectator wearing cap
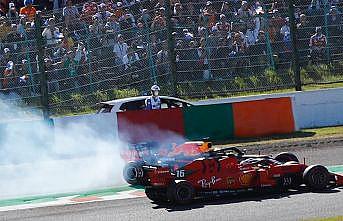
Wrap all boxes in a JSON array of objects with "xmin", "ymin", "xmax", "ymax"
[
  {"xmin": 173, "ymin": 3, "xmax": 186, "ymax": 24},
  {"xmin": 6, "ymin": 2, "xmax": 19, "ymax": 23},
  {"xmin": 309, "ymin": 26, "xmax": 327, "ymax": 63},
  {"xmin": 1, "ymin": 47, "xmax": 12, "ymax": 63},
  {"xmin": 280, "ymin": 17, "xmax": 291, "ymax": 51},
  {"xmin": 73, "ymin": 42, "xmax": 89, "ymax": 92},
  {"xmin": 42, "ymin": 17, "xmax": 62, "ymax": 46},
  {"xmin": 216, "ymin": 14, "xmax": 231, "ymax": 38},
  {"xmin": 2, "ymin": 60, "xmax": 14, "ymax": 90},
  {"xmin": 74, "ymin": 42, "xmax": 88, "ymax": 65},
  {"xmin": 139, "ymin": 8, "xmax": 151, "ymax": 26},
  {"xmin": 201, "ymin": 1, "xmax": 217, "ymax": 28},
  {"xmin": 113, "ymin": 2, "xmax": 124, "ymax": 20},
  {"xmin": 17, "ymin": 59, "xmax": 32, "ymax": 96},
  {"xmin": 113, "ymin": 34, "xmax": 128, "ymax": 67},
  {"xmin": 93, "ymin": 3, "xmax": 113, "ymax": 26},
  {"xmin": 63, "ymin": 0, "xmax": 79, "ymax": 30},
  {"xmin": 297, "ymin": 14, "xmax": 313, "ymax": 59},
  {"xmin": 20, "ymin": 0, "xmax": 36, "ymax": 22},
  {"xmin": 182, "ymin": 28, "xmax": 194, "ymax": 43}
]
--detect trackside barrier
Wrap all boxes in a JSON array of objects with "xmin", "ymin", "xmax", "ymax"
[
  {"xmin": 48, "ymin": 88, "xmax": 343, "ymax": 143},
  {"xmin": 233, "ymin": 98, "xmax": 295, "ymax": 137},
  {"xmin": 292, "ymin": 88, "xmax": 343, "ymax": 129},
  {"xmin": 116, "ymin": 97, "xmax": 295, "ymax": 142},
  {"xmin": 195, "ymin": 87, "xmax": 343, "ymax": 130}
]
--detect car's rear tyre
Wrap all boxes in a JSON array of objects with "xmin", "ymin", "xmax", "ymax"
[
  {"xmin": 274, "ymin": 152, "xmax": 299, "ymax": 163},
  {"xmin": 145, "ymin": 187, "xmax": 167, "ymax": 203},
  {"xmin": 303, "ymin": 165, "xmax": 330, "ymax": 191},
  {"xmin": 123, "ymin": 161, "xmax": 144, "ymax": 185},
  {"xmin": 167, "ymin": 181, "xmax": 195, "ymax": 205}
]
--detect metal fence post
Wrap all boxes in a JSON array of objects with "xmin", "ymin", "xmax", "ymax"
[
  {"xmin": 323, "ymin": 0, "xmax": 331, "ymax": 62},
  {"xmin": 288, "ymin": 0, "xmax": 302, "ymax": 91},
  {"xmin": 35, "ymin": 12, "xmax": 50, "ymax": 120},
  {"xmin": 143, "ymin": 18, "xmax": 157, "ymax": 85},
  {"xmin": 165, "ymin": 0, "xmax": 178, "ymax": 96}
]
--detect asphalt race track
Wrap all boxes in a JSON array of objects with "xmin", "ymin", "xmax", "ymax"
[{"xmin": 1, "ymin": 141, "xmax": 343, "ymax": 221}]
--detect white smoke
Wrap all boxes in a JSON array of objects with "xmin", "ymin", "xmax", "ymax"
[{"xmin": 0, "ymin": 96, "xmax": 126, "ymax": 199}]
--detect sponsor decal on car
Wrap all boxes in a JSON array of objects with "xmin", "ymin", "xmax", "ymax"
[
  {"xmin": 239, "ymin": 173, "xmax": 254, "ymax": 186},
  {"xmin": 198, "ymin": 176, "xmax": 222, "ymax": 188},
  {"xmin": 175, "ymin": 169, "xmax": 197, "ymax": 178},
  {"xmin": 227, "ymin": 177, "xmax": 235, "ymax": 187}
]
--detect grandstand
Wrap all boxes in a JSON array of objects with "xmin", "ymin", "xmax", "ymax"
[{"xmin": 0, "ymin": 0, "xmax": 342, "ymax": 114}]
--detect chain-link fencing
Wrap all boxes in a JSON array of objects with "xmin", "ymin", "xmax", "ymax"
[{"xmin": 0, "ymin": 0, "xmax": 342, "ymax": 117}]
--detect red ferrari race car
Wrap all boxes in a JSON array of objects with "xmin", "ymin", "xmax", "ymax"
[
  {"xmin": 137, "ymin": 148, "xmax": 343, "ymax": 204},
  {"xmin": 121, "ymin": 140, "xmax": 212, "ymax": 185}
]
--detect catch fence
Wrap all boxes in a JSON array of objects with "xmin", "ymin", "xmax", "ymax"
[{"xmin": 0, "ymin": 0, "xmax": 342, "ymax": 116}]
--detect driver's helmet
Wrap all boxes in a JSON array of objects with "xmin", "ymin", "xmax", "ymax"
[{"xmin": 151, "ymin": 85, "xmax": 160, "ymax": 96}]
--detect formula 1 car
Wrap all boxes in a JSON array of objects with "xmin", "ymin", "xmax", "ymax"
[
  {"xmin": 122, "ymin": 143, "xmax": 300, "ymax": 185},
  {"xmin": 139, "ymin": 148, "xmax": 343, "ymax": 204},
  {"xmin": 121, "ymin": 140, "xmax": 212, "ymax": 185}
]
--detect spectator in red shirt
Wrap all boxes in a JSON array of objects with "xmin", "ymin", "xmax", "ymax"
[{"xmin": 19, "ymin": 0, "xmax": 36, "ymax": 22}]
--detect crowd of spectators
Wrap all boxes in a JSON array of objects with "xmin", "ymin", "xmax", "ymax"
[{"xmin": 0, "ymin": 0, "xmax": 342, "ymax": 99}]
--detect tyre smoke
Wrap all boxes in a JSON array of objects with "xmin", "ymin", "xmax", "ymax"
[{"xmin": 0, "ymin": 96, "xmax": 126, "ymax": 200}]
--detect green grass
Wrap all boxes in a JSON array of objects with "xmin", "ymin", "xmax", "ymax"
[
  {"xmin": 303, "ymin": 126, "xmax": 343, "ymax": 137},
  {"xmin": 303, "ymin": 216, "xmax": 343, "ymax": 221}
]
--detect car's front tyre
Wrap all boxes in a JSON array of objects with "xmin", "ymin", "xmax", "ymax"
[{"xmin": 303, "ymin": 165, "xmax": 330, "ymax": 191}]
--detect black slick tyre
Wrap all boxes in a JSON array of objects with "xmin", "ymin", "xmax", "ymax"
[
  {"xmin": 303, "ymin": 165, "xmax": 330, "ymax": 191},
  {"xmin": 167, "ymin": 181, "xmax": 195, "ymax": 205},
  {"xmin": 123, "ymin": 161, "xmax": 144, "ymax": 185}
]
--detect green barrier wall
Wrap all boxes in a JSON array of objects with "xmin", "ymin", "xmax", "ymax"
[{"xmin": 183, "ymin": 104, "xmax": 234, "ymax": 141}]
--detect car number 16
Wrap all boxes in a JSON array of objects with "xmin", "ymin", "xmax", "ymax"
[{"xmin": 176, "ymin": 170, "xmax": 185, "ymax": 178}]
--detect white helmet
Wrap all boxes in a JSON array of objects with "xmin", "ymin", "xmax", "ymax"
[
  {"xmin": 151, "ymin": 85, "xmax": 160, "ymax": 91},
  {"xmin": 151, "ymin": 85, "xmax": 160, "ymax": 97}
]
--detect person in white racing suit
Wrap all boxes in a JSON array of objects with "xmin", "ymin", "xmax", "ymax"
[{"xmin": 145, "ymin": 85, "xmax": 161, "ymax": 110}]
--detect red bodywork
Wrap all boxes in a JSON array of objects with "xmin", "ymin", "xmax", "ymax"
[
  {"xmin": 335, "ymin": 173, "xmax": 343, "ymax": 186},
  {"xmin": 146, "ymin": 157, "xmax": 343, "ymax": 191}
]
